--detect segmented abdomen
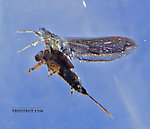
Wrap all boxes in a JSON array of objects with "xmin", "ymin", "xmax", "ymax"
[{"xmin": 58, "ymin": 68, "xmax": 87, "ymax": 95}]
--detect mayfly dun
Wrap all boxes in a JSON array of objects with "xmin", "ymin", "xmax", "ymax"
[{"xmin": 17, "ymin": 28, "xmax": 137, "ymax": 117}]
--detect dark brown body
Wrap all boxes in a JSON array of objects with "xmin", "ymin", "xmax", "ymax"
[
  {"xmin": 26, "ymin": 47, "xmax": 112, "ymax": 117},
  {"xmin": 35, "ymin": 48, "xmax": 87, "ymax": 95}
]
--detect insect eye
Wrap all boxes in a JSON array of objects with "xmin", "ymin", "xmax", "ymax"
[
  {"xmin": 35, "ymin": 51, "xmax": 43, "ymax": 62},
  {"xmin": 38, "ymin": 28, "xmax": 46, "ymax": 34},
  {"xmin": 35, "ymin": 55, "xmax": 41, "ymax": 62}
]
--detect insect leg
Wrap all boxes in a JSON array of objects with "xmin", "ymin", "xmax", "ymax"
[
  {"xmin": 48, "ymin": 67, "xmax": 51, "ymax": 74},
  {"xmin": 16, "ymin": 30, "xmax": 42, "ymax": 38},
  {"xmin": 26, "ymin": 62, "xmax": 43, "ymax": 75},
  {"xmin": 48, "ymin": 71, "xmax": 57, "ymax": 77},
  {"xmin": 48, "ymin": 65, "xmax": 60, "ymax": 77},
  {"xmin": 17, "ymin": 40, "xmax": 42, "ymax": 53},
  {"xmin": 71, "ymin": 87, "xmax": 74, "ymax": 98}
]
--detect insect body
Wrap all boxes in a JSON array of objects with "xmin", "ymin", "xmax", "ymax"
[
  {"xmin": 17, "ymin": 28, "xmax": 137, "ymax": 118},
  {"xmin": 26, "ymin": 47, "xmax": 112, "ymax": 117},
  {"xmin": 17, "ymin": 28, "xmax": 137, "ymax": 62}
]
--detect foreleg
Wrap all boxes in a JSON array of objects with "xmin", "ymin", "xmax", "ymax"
[{"xmin": 26, "ymin": 62, "xmax": 43, "ymax": 75}]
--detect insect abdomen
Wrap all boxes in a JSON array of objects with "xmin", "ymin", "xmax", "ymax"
[{"xmin": 58, "ymin": 68, "xmax": 87, "ymax": 95}]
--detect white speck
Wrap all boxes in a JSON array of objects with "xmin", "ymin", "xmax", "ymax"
[
  {"xmin": 82, "ymin": 0, "xmax": 86, "ymax": 8},
  {"xmin": 104, "ymin": 41, "xmax": 112, "ymax": 44},
  {"xmin": 144, "ymin": 40, "xmax": 147, "ymax": 42}
]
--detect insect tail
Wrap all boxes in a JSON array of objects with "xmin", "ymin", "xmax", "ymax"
[{"xmin": 86, "ymin": 94, "xmax": 113, "ymax": 118}]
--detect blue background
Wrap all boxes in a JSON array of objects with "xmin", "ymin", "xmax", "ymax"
[{"xmin": 0, "ymin": 0, "xmax": 150, "ymax": 129}]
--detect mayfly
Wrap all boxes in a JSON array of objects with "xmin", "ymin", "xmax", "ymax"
[
  {"xmin": 26, "ymin": 47, "xmax": 112, "ymax": 117},
  {"xmin": 17, "ymin": 28, "xmax": 137, "ymax": 117},
  {"xmin": 17, "ymin": 28, "xmax": 137, "ymax": 62}
]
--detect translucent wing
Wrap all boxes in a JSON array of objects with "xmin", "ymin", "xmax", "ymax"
[
  {"xmin": 17, "ymin": 28, "xmax": 137, "ymax": 62},
  {"xmin": 62, "ymin": 37, "xmax": 137, "ymax": 62}
]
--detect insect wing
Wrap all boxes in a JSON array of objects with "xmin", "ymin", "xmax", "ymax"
[{"xmin": 63, "ymin": 37, "xmax": 137, "ymax": 62}]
